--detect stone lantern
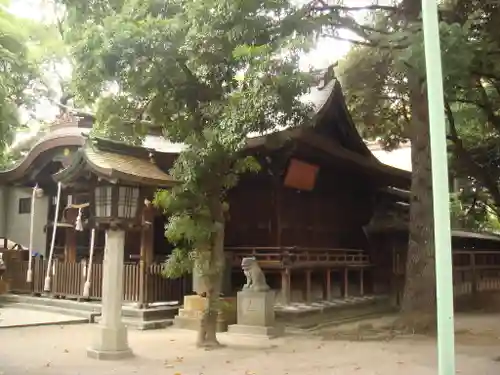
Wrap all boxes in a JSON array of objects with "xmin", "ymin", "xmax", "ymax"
[
  {"xmin": 92, "ymin": 184, "xmax": 142, "ymax": 229},
  {"xmin": 87, "ymin": 182, "xmax": 142, "ymax": 360}
]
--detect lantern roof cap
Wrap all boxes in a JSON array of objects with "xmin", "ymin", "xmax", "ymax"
[{"xmin": 53, "ymin": 137, "xmax": 176, "ymax": 187}]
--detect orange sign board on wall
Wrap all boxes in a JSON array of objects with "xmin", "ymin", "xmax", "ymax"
[{"xmin": 283, "ymin": 158, "xmax": 319, "ymax": 191}]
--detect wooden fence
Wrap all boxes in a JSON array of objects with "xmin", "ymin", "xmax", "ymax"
[
  {"xmin": 453, "ymin": 250, "xmax": 500, "ymax": 296},
  {"xmin": 391, "ymin": 249, "xmax": 500, "ymax": 299},
  {"xmin": 2, "ymin": 257, "xmax": 191, "ymax": 306}
]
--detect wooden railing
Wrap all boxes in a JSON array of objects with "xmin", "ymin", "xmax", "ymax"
[
  {"xmin": 452, "ymin": 250, "xmax": 500, "ymax": 296},
  {"xmin": 391, "ymin": 249, "xmax": 500, "ymax": 298},
  {"xmin": 2, "ymin": 258, "xmax": 191, "ymax": 306},
  {"xmin": 226, "ymin": 246, "xmax": 370, "ymax": 269}
]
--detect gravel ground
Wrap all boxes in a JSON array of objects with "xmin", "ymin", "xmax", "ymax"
[{"xmin": 0, "ymin": 314, "xmax": 499, "ymax": 375}]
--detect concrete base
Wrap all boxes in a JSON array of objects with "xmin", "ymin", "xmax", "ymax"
[
  {"xmin": 173, "ymin": 314, "xmax": 228, "ymax": 332},
  {"xmin": 237, "ymin": 290, "xmax": 275, "ymax": 326},
  {"xmin": 0, "ymin": 280, "xmax": 8, "ymax": 295},
  {"xmin": 87, "ymin": 325, "xmax": 133, "ymax": 360},
  {"xmin": 86, "ymin": 347, "xmax": 133, "ymax": 360},
  {"xmin": 172, "ymin": 295, "xmax": 236, "ymax": 333},
  {"xmin": 227, "ymin": 324, "xmax": 284, "ymax": 338}
]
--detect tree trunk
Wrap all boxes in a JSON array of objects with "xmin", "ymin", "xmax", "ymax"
[
  {"xmin": 398, "ymin": 72, "xmax": 437, "ymax": 332},
  {"xmin": 197, "ymin": 198, "xmax": 225, "ymax": 348}
]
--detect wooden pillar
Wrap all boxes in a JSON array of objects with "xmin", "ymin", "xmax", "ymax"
[
  {"xmin": 343, "ymin": 268, "xmax": 349, "ymax": 298},
  {"xmin": 305, "ymin": 269, "xmax": 312, "ymax": 303},
  {"xmin": 281, "ymin": 268, "xmax": 291, "ymax": 305},
  {"xmin": 138, "ymin": 205, "xmax": 155, "ymax": 308},
  {"xmin": 274, "ymin": 179, "xmax": 282, "ymax": 247},
  {"xmin": 64, "ymin": 229, "xmax": 77, "ymax": 263},
  {"xmin": 325, "ymin": 269, "xmax": 331, "ymax": 301},
  {"xmin": 360, "ymin": 269, "xmax": 364, "ymax": 296},
  {"xmin": 64, "ymin": 208, "xmax": 79, "ymax": 263},
  {"xmin": 470, "ymin": 252, "xmax": 477, "ymax": 295}
]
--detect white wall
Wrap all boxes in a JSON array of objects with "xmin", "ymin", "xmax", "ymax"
[{"xmin": 4, "ymin": 186, "xmax": 49, "ymax": 255}]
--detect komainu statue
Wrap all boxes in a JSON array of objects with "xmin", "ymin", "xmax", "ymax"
[{"xmin": 241, "ymin": 257, "xmax": 270, "ymax": 292}]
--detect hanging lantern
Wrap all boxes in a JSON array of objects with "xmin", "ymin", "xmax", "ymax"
[
  {"xmin": 92, "ymin": 182, "xmax": 142, "ymax": 228},
  {"xmin": 34, "ymin": 186, "xmax": 44, "ymax": 198}
]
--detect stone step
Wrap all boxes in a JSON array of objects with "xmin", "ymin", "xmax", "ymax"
[
  {"xmin": 94, "ymin": 315, "xmax": 173, "ymax": 330},
  {"xmin": 0, "ymin": 294, "xmax": 100, "ymax": 313},
  {"xmin": 0, "ymin": 294, "xmax": 180, "ymax": 321},
  {"xmin": 7, "ymin": 302, "xmax": 96, "ymax": 322},
  {"xmin": 283, "ymin": 303, "xmax": 396, "ymax": 333}
]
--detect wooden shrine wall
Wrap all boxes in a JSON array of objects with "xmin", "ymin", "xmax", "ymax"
[
  {"xmin": 225, "ymin": 162, "xmax": 375, "ymax": 250},
  {"xmin": 279, "ymin": 165, "xmax": 373, "ymax": 249},
  {"xmin": 225, "ymin": 174, "xmax": 275, "ymax": 247}
]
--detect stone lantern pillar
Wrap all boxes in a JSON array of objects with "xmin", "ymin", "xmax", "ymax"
[{"xmin": 86, "ymin": 184, "xmax": 142, "ymax": 360}]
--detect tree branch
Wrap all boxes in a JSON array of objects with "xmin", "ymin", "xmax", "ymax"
[
  {"xmin": 475, "ymin": 78, "xmax": 500, "ymax": 133},
  {"xmin": 444, "ymin": 100, "xmax": 459, "ymax": 141},
  {"xmin": 311, "ymin": 1, "xmax": 398, "ymax": 13},
  {"xmin": 446, "ymin": 100, "xmax": 500, "ymax": 210}
]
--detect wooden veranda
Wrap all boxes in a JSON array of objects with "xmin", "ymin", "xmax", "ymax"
[{"xmin": 228, "ymin": 246, "xmax": 370, "ymax": 303}]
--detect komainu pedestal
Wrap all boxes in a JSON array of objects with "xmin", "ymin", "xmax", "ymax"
[
  {"xmin": 173, "ymin": 295, "xmax": 236, "ymax": 332},
  {"xmin": 227, "ymin": 290, "xmax": 283, "ymax": 338}
]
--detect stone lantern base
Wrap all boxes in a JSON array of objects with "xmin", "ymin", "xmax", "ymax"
[{"xmin": 87, "ymin": 324, "xmax": 133, "ymax": 360}]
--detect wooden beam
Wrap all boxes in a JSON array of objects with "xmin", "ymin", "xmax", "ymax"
[
  {"xmin": 63, "ymin": 208, "xmax": 79, "ymax": 263},
  {"xmin": 325, "ymin": 269, "xmax": 332, "ymax": 301},
  {"xmin": 305, "ymin": 269, "xmax": 312, "ymax": 303},
  {"xmin": 343, "ymin": 268, "xmax": 349, "ymax": 298},
  {"xmin": 360, "ymin": 269, "xmax": 364, "ymax": 296},
  {"xmin": 470, "ymin": 252, "xmax": 477, "ymax": 295},
  {"xmin": 64, "ymin": 228, "xmax": 77, "ymax": 263},
  {"xmin": 281, "ymin": 268, "xmax": 291, "ymax": 305},
  {"xmin": 138, "ymin": 205, "xmax": 155, "ymax": 308}
]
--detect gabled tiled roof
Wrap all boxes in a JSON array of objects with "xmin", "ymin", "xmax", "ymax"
[{"xmin": 53, "ymin": 139, "xmax": 175, "ymax": 187}]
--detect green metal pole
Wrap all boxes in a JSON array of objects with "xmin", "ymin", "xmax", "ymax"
[{"xmin": 421, "ymin": 1, "xmax": 456, "ymax": 374}]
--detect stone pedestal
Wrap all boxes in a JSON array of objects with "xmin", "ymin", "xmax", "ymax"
[
  {"xmin": 0, "ymin": 280, "xmax": 8, "ymax": 294},
  {"xmin": 87, "ymin": 229, "xmax": 133, "ymax": 360},
  {"xmin": 228, "ymin": 290, "xmax": 283, "ymax": 338},
  {"xmin": 173, "ymin": 295, "xmax": 236, "ymax": 332},
  {"xmin": 192, "ymin": 253, "xmax": 232, "ymax": 296}
]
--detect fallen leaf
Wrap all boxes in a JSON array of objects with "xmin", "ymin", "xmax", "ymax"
[
  {"xmin": 175, "ymin": 356, "xmax": 184, "ymax": 362},
  {"xmin": 63, "ymin": 349, "xmax": 69, "ymax": 353},
  {"xmin": 174, "ymin": 373, "xmax": 181, "ymax": 375},
  {"xmin": 44, "ymin": 362, "xmax": 51, "ymax": 368},
  {"xmin": 225, "ymin": 360, "xmax": 231, "ymax": 364}
]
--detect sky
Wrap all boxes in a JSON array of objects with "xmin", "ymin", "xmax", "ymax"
[{"xmin": 6, "ymin": 0, "xmax": 387, "ymax": 145}]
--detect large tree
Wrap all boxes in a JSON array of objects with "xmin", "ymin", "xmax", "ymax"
[
  {"xmin": 58, "ymin": 0, "xmax": 317, "ymax": 346},
  {"xmin": 0, "ymin": 1, "xmax": 39, "ymax": 163},
  {"xmin": 0, "ymin": 0, "xmax": 70, "ymax": 167},
  {"xmin": 316, "ymin": 0, "xmax": 500, "ymax": 328},
  {"xmin": 300, "ymin": 0, "xmax": 445, "ymax": 330}
]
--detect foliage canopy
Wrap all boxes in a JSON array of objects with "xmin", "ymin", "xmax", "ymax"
[{"xmin": 59, "ymin": 0, "xmax": 318, "ymax": 345}]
